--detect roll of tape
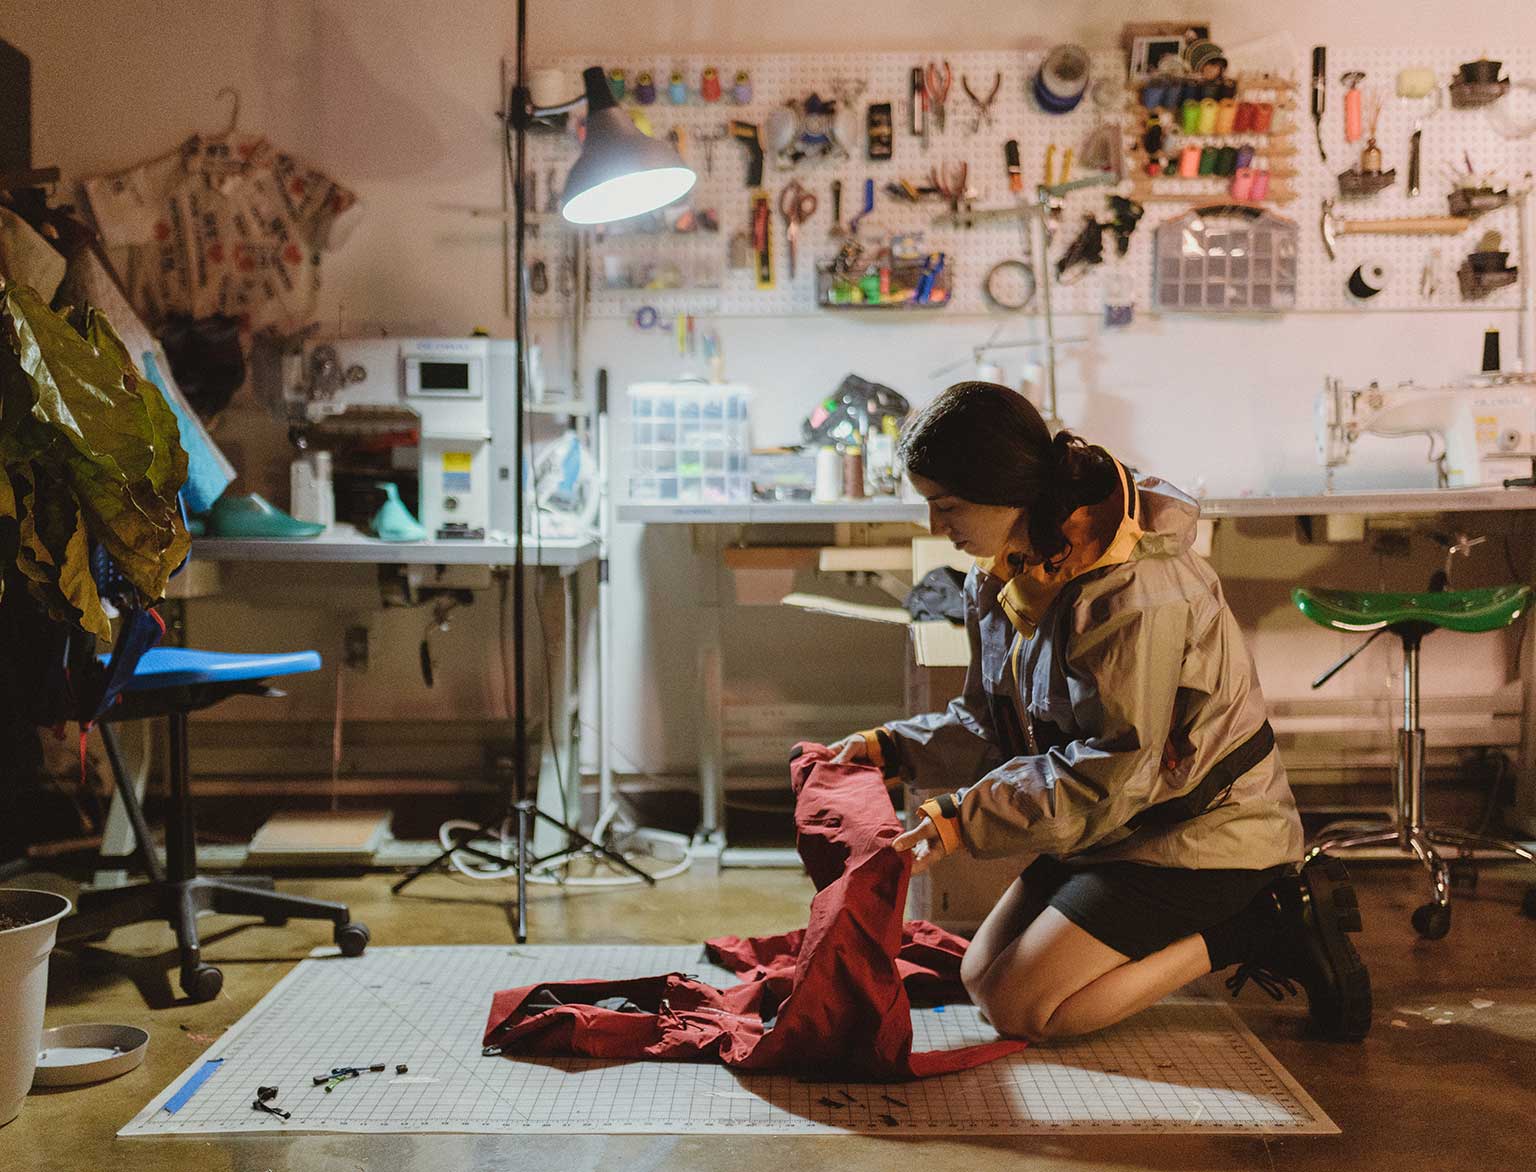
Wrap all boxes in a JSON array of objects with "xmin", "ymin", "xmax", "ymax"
[
  {"xmin": 1034, "ymin": 44, "xmax": 1090, "ymax": 113},
  {"xmin": 1348, "ymin": 262, "xmax": 1389, "ymax": 300}
]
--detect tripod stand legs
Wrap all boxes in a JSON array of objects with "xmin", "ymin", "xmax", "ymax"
[{"xmin": 390, "ymin": 803, "xmax": 658, "ymax": 916}]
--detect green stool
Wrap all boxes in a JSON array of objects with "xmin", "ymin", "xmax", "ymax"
[{"xmin": 1292, "ymin": 585, "xmax": 1536, "ymax": 940}]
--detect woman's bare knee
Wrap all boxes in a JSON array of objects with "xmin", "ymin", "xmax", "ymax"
[
  {"xmin": 959, "ymin": 946, "xmax": 990, "ymax": 996},
  {"xmin": 972, "ymin": 981, "xmax": 1061, "ymax": 1043}
]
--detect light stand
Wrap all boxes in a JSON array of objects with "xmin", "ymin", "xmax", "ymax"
[{"xmin": 392, "ymin": 20, "xmax": 694, "ymax": 940}]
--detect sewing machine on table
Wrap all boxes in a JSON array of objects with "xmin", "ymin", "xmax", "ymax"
[
  {"xmin": 1316, "ymin": 374, "xmax": 1536, "ymax": 491},
  {"xmin": 282, "ymin": 337, "xmax": 523, "ymax": 539}
]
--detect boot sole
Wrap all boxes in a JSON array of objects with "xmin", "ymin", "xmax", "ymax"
[{"xmin": 1301, "ymin": 854, "xmax": 1373, "ymax": 1042}]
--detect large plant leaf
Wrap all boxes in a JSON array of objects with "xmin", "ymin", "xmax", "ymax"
[
  {"xmin": 83, "ymin": 307, "xmax": 187, "ymax": 497},
  {"xmin": 2, "ymin": 283, "xmax": 147, "ymax": 482},
  {"xmin": 1, "ymin": 280, "xmax": 189, "ymax": 608},
  {"xmin": 11, "ymin": 462, "xmax": 109, "ymax": 642}
]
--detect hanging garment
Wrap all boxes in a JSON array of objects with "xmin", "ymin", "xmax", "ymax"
[
  {"xmin": 82, "ymin": 134, "xmax": 360, "ymax": 333},
  {"xmin": 482, "ymin": 745, "xmax": 1026, "ymax": 1080}
]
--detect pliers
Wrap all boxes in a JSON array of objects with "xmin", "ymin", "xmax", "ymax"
[
  {"xmin": 924, "ymin": 62, "xmax": 953, "ymax": 134},
  {"xmin": 961, "ymin": 72, "xmax": 1001, "ymax": 134}
]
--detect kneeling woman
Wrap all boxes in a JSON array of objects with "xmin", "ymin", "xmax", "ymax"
[{"xmin": 835, "ymin": 382, "xmax": 1371, "ymax": 1043}]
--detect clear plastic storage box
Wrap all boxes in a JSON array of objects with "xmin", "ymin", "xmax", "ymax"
[{"xmin": 626, "ymin": 382, "xmax": 752, "ymax": 503}]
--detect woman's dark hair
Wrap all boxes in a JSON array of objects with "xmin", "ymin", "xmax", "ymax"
[{"xmin": 897, "ymin": 381, "xmax": 1119, "ymax": 570}]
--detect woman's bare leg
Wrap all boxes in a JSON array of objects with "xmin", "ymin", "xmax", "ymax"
[
  {"xmin": 968, "ymin": 906, "xmax": 1213, "ymax": 1042},
  {"xmin": 959, "ymin": 874, "xmax": 1052, "ymax": 995}
]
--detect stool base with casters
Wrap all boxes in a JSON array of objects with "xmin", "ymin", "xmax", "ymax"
[
  {"xmin": 1293, "ymin": 586, "xmax": 1536, "ymax": 940},
  {"xmin": 58, "ymin": 648, "xmax": 370, "ymax": 1001}
]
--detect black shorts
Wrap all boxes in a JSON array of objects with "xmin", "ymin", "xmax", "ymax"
[{"xmin": 1022, "ymin": 855, "xmax": 1292, "ymax": 961}]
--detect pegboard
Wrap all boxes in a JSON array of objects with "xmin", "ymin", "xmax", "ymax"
[
  {"xmin": 520, "ymin": 46, "xmax": 1535, "ymax": 319},
  {"xmin": 1297, "ymin": 45, "xmax": 1534, "ymax": 311}
]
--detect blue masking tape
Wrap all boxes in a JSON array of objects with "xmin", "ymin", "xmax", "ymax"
[{"xmin": 163, "ymin": 1058, "xmax": 225, "ymax": 1114}]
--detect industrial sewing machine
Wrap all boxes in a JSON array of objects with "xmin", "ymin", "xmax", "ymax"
[
  {"xmin": 1315, "ymin": 374, "xmax": 1536, "ymax": 491},
  {"xmin": 280, "ymin": 336, "xmax": 523, "ymax": 539}
]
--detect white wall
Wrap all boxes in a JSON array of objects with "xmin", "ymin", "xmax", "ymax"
[{"xmin": 8, "ymin": 1, "xmax": 1534, "ymax": 778}]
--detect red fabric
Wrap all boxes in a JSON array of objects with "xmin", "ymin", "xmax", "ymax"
[
  {"xmin": 705, "ymin": 919, "xmax": 976, "ymax": 1002},
  {"xmin": 483, "ymin": 744, "xmax": 1026, "ymax": 1080}
]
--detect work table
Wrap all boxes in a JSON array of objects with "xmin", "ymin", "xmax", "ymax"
[{"xmin": 618, "ymin": 485, "xmax": 1536, "ymax": 525}]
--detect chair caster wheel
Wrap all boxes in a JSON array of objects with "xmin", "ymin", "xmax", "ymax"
[
  {"xmin": 182, "ymin": 964, "xmax": 224, "ymax": 1002},
  {"xmin": 1448, "ymin": 860, "xmax": 1478, "ymax": 892},
  {"xmin": 336, "ymin": 922, "xmax": 370, "ymax": 957},
  {"xmin": 1522, "ymin": 886, "xmax": 1536, "ymax": 920},
  {"xmin": 1411, "ymin": 903, "xmax": 1451, "ymax": 940}
]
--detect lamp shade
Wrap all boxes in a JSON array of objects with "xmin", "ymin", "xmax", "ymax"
[{"xmin": 560, "ymin": 66, "xmax": 696, "ymax": 224}]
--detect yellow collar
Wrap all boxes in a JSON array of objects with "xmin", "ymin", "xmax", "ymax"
[{"xmin": 985, "ymin": 457, "xmax": 1144, "ymax": 639}]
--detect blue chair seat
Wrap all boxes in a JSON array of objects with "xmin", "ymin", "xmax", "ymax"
[{"xmin": 119, "ymin": 647, "xmax": 322, "ymax": 690}]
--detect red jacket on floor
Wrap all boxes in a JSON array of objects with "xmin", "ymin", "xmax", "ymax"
[{"xmin": 482, "ymin": 744, "xmax": 1025, "ymax": 1079}]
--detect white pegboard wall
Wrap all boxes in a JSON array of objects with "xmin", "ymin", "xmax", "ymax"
[
  {"xmin": 521, "ymin": 47, "xmax": 1534, "ymax": 319},
  {"xmin": 1301, "ymin": 46, "xmax": 1533, "ymax": 311}
]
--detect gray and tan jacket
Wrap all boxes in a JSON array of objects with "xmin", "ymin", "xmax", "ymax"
[{"xmin": 877, "ymin": 459, "xmax": 1303, "ymax": 871}]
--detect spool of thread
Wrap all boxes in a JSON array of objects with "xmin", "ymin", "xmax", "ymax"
[
  {"xmin": 976, "ymin": 361, "xmax": 1006, "ymax": 385},
  {"xmin": 1197, "ymin": 98, "xmax": 1219, "ymax": 134},
  {"xmin": 813, "ymin": 446, "xmax": 841, "ymax": 502},
  {"xmin": 1233, "ymin": 102, "xmax": 1255, "ymax": 132},
  {"xmin": 1198, "ymin": 146, "xmax": 1218, "ymax": 175},
  {"xmin": 1252, "ymin": 102, "xmax": 1274, "ymax": 132},
  {"xmin": 1344, "ymin": 87, "xmax": 1363, "ymax": 143},
  {"xmin": 1249, "ymin": 169, "xmax": 1271, "ymax": 200},
  {"xmin": 1215, "ymin": 99, "xmax": 1237, "ymax": 135},
  {"xmin": 1215, "ymin": 145, "xmax": 1238, "ymax": 176},
  {"xmin": 1234, "ymin": 144, "xmax": 1256, "ymax": 170},
  {"xmin": 1180, "ymin": 100, "xmax": 1200, "ymax": 134},
  {"xmin": 1230, "ymin": 168, "xmax": 1255, "ymax": 200},
  {"xmin": 1179, "ymin": 145, "xmax": 1201, "ymax": 177},
  {"xmin": 842, "ymin": 446, "xmax": 866, "ymax": 500}
]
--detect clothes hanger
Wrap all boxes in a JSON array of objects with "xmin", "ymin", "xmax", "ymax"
[{"xmin": 86, "ymin": 88, "xmax": 248, "ymax": 181}]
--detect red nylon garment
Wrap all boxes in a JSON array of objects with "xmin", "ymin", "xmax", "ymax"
[{"xmin": 482, "ymin": 744, "xmax": 1026, "ymax": 1079}]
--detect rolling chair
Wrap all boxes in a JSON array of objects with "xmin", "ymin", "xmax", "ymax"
[
  {"xmin": 58, "ymin": 645, "xmax": 370, "ymax": 1002},
  {"xmin": 1293, "ymin": 583, "xmax": 1536, "ymax": 939}
]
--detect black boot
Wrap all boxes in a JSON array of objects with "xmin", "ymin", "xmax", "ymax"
[{"xmin": 1226, "ymin": 854, "xmax": 1373, "ymax": 1042}]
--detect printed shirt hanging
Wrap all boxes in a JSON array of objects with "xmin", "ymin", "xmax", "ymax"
[
  {"xmin": 82, "ymin": 134, "xmax": 361, "ymax": 332},
  {"xmin": 481, "ymin": 745, "xmax": 1027, "ymax": 1080}
]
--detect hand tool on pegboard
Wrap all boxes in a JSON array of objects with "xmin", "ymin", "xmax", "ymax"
[{"xmin": 1319, "ymin": 198, "xmax": 1473, "ymax": 260}]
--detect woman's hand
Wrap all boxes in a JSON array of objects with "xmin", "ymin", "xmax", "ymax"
[
  {"xmin": 892, "ymin": 816, "xmax": 948, "ymax": 874},
  {"xmin": 826, "ymin": 734, "xmax": 870, "ymax": 764}
]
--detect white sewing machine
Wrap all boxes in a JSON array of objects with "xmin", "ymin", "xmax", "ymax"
[
  {"xmin": 283, "ymin": 336, "xmax": 522, "ymax": 539},
  {"xmin": 1315, "ymin": 374, "xmax": 1536, "ymax": 490}
]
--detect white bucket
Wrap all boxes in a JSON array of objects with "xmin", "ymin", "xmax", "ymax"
[{"xmin": 0, "ymin": 888, "xmax": 72, "ymax": 1127}]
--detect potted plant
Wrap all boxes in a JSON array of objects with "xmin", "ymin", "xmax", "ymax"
[{"xmin": 0, "ymin": 887, "xmax": 72, "ymax": 1126}]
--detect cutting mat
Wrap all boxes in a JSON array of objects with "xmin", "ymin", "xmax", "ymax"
[{"xmin": 120, "ymin": 945, "xmax": 1337, "ymax": 1136}]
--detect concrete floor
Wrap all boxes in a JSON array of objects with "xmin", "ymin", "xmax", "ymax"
[{"xmin": 4, "ymin": 861, "xmax": 1535, "ymax": 1172}]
